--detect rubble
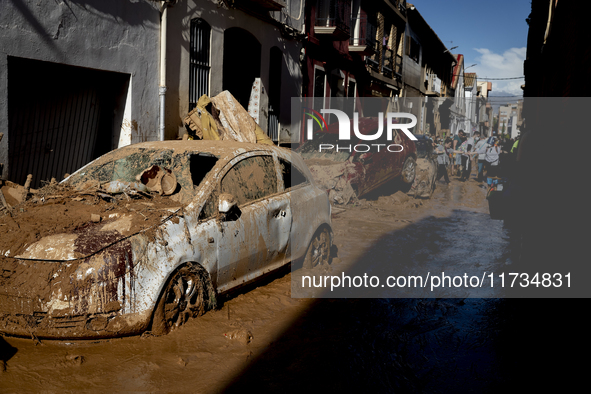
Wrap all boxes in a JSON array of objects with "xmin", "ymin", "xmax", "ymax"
[
  {"xmin": 184, "ymin": 91, "xmax": 274, "ymax": 145},
  {"xmin": 407, "ymin": 158, "xmax": 437, "ymax": 199}
]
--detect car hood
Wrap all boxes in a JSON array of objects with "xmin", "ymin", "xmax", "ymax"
[{"xmin": 11, "ymin": 209, "xmax": 179, "ymax": 261}]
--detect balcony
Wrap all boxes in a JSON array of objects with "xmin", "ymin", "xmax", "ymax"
[
  {"xmin": 349, "ymin": 16, "xmax": 377, "ymax": 55},
  {"xmin": 384, "ymin": 52, "xmax": 402, "ymax": 79},
  {"xmin": 383, "ymin": 51, "xmax": 403, "ymax": 79},
  {"xmin": 236, "ymin": 0, "xmax": 286, "ymax": 11},
  {"xmin": 395, "ymin": 0, "xmax": 407, "ymax": 13},
  {"xmin": 249, "ymin": 0, "xmax": 286, "ymax": 11},
  {"xmin": 314, "ymin": 0, "xmax": 351, "ymax": 40},
  {"xmin": 366, "ymin": 48, "xmax": 402, "ymax": 81}
]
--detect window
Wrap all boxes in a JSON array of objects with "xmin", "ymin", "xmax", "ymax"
[
  {"xmin": 279, "ymin": 158, "xmax": 308, "ymax": 190},
  {"xmin": 314, "ymin": 67, "xmax": 326, "ymax": 98},
  {"xmin": 408, "ymin": 37, "xmax": 421, "ymax": 63},
  {"xmin": 347, "ymin": 79, "xmax": 356, "ymax": 99},
  {"xmin": 345, "ymin": 78, "xmax": 356, "ymax": 115},
  {"xmin": 190, "ymin": 153, "xmax": 218, "ymax": 189},
  {"xmin": 189, "ymin": 18, "xmax": 211, "ymax": 111},
  {"xmin": 221, "ymin": 156, "xmax": 277, "ymax": 206}
]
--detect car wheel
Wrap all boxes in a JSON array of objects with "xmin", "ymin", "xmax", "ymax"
[
  {"xmin": 401, "ymin": 157, "xmax": 416, "ymax": 184},
  {"xmin": 151, "ymin": 264, "xmax": 210, "ymax": 335},
  {"xmin": 303, "ymin": 228, "xmax": 331, "ymax": 269}
]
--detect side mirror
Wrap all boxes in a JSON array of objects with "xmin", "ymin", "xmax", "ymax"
[{"xmin": 218, "ymin": 193, "xmax": 237, "ymax": 214}]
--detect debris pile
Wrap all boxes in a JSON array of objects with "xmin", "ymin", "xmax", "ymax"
[
  {"xmin": 0, "ymin": 176, "xmax": 182, "ymax": 258},
  {"xmin": 407, "ymin": 158, "xmax": 437, "ymax": 199},
  {"xmin": 306, "ymin": 160, "xmax": 357, "ymax": 205},
  {"xmin": 183, "ymin": 91, "xmax": 273, "ymax": 145}
]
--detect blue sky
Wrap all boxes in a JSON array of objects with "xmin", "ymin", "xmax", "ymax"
[{"xmin": 412, "ymin": 0, "xmax": 532, "ymax": 96}]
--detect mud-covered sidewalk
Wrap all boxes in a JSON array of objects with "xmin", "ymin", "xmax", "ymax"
[{"xmin": 0, "ymin": 176, "xmax": 584, "ymax": 392}]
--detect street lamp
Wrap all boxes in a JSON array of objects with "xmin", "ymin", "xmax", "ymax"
[
  {"xmin": 443, "ymin": 46, "xmax": 458, "ymax": 54},
  {"xmin": 465, "ymin": 64, "xmax": 477, "ymax": 70}
]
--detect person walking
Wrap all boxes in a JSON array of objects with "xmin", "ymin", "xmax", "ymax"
[
  {"xmin": 458, "ymin": 131, "xmax": 476, "ymax": 181},
  {"xmin": 485, "ymin": 139, "xmax": 502, "ymax": 178},
  {"xmin": 435, "ymin": 138, "xmax": 453, "ymax": 184},
  {"xmin": 452, "ymin": 130, "xmax": 465, "ymax": 176},
  {"xmin": 473, "ymin": 132, "xmax": 489, "ymax": 182}
]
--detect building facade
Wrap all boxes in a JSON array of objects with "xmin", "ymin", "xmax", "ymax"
[
  {"xmin": 166, "ymin": 0, "xmax": 304, "ymax": 144},
  {"xmin": 0, "ymin": 0, "xmax": 161, "ymax": 187}
]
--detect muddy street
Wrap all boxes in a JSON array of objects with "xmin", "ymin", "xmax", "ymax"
[{"xmin": 0, "ymin": 176, "xmax": 581, "ymax": 392}]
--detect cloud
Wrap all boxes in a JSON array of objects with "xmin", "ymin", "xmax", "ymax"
[{"xmin": 470, "ymin": 47, "xmax": 526, "ymax": 96}]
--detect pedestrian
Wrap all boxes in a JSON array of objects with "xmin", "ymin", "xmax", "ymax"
[
  {"xmin": 435, "ymin": 138, "xmax": 452, "ymax": 184},
  {"xmin": 452, "ymin": 130, "xmax": 465, "ymax": 176},
  {"xmin": 485, "ymin": 139, "xmax": 502, "ymax": 178},
  {"xmin": 457, "ymin": 132, "xmax": 476, "ymax": 181},
  {"xmin": 473, "ymin": 132, "xmax": 489, "ymax": 182}
]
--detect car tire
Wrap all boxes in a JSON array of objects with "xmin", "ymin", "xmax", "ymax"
[
  {"xmin": 302, "ymin": 228, "xmax": 331, "ymax": 269},
  {"xmin": 151, "ymin": 264, "xmax": 213, "ymax": 335},
  {"xmin": 401, "ymin": 157, "xmax": 416, "ymax": 184}
]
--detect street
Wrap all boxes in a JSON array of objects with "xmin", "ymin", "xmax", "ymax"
[{"xmin": 5, "ymin": 173, "xmax": 576, "ymax": 393}]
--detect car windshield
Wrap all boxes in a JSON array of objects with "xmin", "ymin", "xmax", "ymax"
[
  {"xmin": 65, "ymin": 147, "xmax": 219, "ymax": 204},
  {"xmin": 297, "ymin": 133, "xmax": 350, "ymax": 162},
  {"xmin": 66, "ymin": 147, "xmax": 175, "ymax": 186}
]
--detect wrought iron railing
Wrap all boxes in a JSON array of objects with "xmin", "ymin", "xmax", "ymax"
[
  {"xmin": 315, "ymin": 0, "xmax": 351, "ymax": 35},
  {"xmin": 384, "ymin": 53, "xmax": 403, "ymax": 79},
  {"xmin": 349, "ymin": 15, "xmax": 377, "ymax": 48},
  {"xmin": 366, "ymin": 48, "xmax": 403, "ymax": 80}
]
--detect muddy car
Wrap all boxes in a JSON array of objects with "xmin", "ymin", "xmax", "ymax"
[
  {"xmin": 0, "ymin": 141, "xmax": 332, "ymax": 339},
  {"xmin": 297, "ymin": 117, "xmax": 417, "ymax": 204}
]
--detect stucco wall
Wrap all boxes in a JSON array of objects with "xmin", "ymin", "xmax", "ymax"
[
  {"xmin": 0, "ymin": 0, "xmax": 161, "ymax": 175},
  {"xmin": 166, "ymin": 0, "xmax": 303, "ymax": 142}
]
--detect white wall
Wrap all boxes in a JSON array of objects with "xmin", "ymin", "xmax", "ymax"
[{"xmin": 166, "ymin": 0, "xmax": 303, "ymax": 142}]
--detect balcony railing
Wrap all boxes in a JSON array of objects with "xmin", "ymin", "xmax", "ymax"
[
  {"xmin": 314, "ymin": 0, "xmax": 351, "ymax": 39},
  {"xmin": 249, "ymin": 0, "xmax": 286, "ymax": 11},
  {"xmin": 349, "ymin": 15, "xmax": 377, "ymax": 54},
  {"xmin": 367, "ymin": 48, "xmax": 403, "ymax": 80},
  {"xmin": 390, "ymin": 0, "xmax": 407, "ymax": 13}
]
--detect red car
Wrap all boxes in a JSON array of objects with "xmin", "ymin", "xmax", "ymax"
[{"xmin": 297, "ymin": 117, "xmax": 417, "ymax": 204}]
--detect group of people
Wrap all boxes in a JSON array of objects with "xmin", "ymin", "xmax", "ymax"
[{"xmin": 431, "ymin": 130, "xmax": 519, "ymax": 184}]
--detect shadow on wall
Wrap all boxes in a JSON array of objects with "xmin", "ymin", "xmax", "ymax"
[{"xmin": 65, "ymin": 0, "xmax": 158, "ymax": 26}]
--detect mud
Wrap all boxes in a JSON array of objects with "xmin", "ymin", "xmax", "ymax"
[
  {"xmin": 0, "ymin": 183, "xmax": 181, "ymax": 258},
  {"xmin": 0, "ymin": 170, "xmax": 575, "ymax": 391}
]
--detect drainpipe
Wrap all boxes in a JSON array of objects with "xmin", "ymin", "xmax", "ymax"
[{"xmin": 159, "ymin": 2, "xmax": 169, "ymax": 141}]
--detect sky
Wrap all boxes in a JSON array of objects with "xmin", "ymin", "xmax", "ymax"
[{"xmin": 411, "ymin": 0, "xmax": 532, "ymax": 97}]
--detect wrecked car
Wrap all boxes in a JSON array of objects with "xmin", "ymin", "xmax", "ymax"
[
  {"xmin": 0, "ymin": 141, "xmax": 332, "ymax": 339},
  {"xmin": 297, "ymin": 117, "xmax": 417, "ymax": 204}
]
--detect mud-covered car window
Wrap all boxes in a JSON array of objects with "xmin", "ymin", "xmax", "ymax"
[
  {"xmin": 190, "ymin": 153, "xmax": 218, "ymax": 189},
  {"xmin": 221, "ymin": 156, "xmax": 277, "ymax": 206},
  {"xmin": 279, "ymin": 158, "xmax": 308, "ymax": 190},
  {"xmin": 66, "ymin": 148, "xmax": 174, "ymax": 186}
]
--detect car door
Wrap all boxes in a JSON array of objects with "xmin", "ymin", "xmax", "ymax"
[
  {"xmin": 215, "ymin": 153, "xmax": 291, "ymax": 292},
  {"xmin": 277, "ymin": 155, "xmax": 313, "ymax": 260}
]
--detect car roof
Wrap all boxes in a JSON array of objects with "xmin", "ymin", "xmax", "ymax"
[
  {"xmin": 118, "ymin": 140, "xmax": 312, "ymax": 180},
  {"xmin": 127, "ymin": 140, "xmax": 285, "ymax": 159}
]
